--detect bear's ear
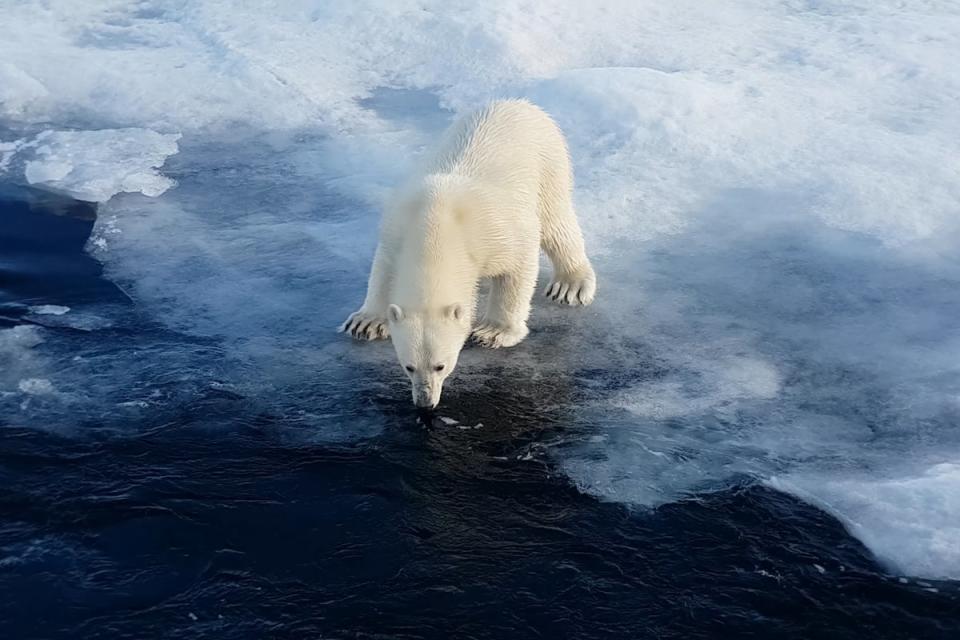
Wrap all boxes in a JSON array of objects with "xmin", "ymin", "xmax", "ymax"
[
  {"xmin": 388, "ymin": 304, "xmax": 404, "ymax": 323},
  {"xmin": 445, "ymin": 304, "xmax": 464, "ymax": 322}
]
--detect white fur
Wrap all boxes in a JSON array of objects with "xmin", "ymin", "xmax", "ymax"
[{"xmin": 342, "ymin": 99, "xmax": 596, "ymax": 407}]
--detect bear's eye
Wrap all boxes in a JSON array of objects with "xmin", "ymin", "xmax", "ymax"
[
  {"xmin": 405, "ymin": 365, "xmax": 415, "ymax": 373},
  {"xmin": 434, "ymin": 364, "xmax": 445, "ymax": 372}
]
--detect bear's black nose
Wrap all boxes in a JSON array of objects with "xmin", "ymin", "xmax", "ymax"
[{"xmin": 413, "ymin": 388, "xmax": 434, "ymax": 407}]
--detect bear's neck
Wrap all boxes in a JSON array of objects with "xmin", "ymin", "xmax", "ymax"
[{"xmin": 392, "ymin": 207, "xmax": 479, "ymax": 319}]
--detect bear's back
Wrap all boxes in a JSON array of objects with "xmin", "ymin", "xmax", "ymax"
[{"xmin": 425, "ymin": 100, "xmax": 567, "ymax": 189}]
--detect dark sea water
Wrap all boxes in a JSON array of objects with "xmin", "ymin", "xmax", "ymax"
[{"xmin": 1, "ymin": 187, "xmax": 959, "ymax": 639}]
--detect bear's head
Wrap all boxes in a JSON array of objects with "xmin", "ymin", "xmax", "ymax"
[{"xmin": 387, "ymin": 302, "xmax": 469, "ymax": 408}]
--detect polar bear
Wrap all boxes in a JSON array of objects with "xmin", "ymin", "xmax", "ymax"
[{"xmin": 341, "ymin": 99, "xmax": 596, "ymax": 408}]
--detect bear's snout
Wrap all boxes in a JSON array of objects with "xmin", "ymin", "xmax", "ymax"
[{"xmin": 413, "ymin": 384, "xmax": 439, "ymax": 409}]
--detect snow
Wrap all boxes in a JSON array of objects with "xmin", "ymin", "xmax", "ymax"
[
  {"xmin": 0, "ymin": 62, "xmax": 49, "ymax": 120},
  {"xmin": 1, "ymin": 1, "xmax": 959, "ymax": 579}
]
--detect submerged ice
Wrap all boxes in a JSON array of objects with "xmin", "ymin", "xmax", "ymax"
[
  {"xmin": 771, "ymin": 464, "xmax": 960, "ymax": 582},
  {"xmin": 1, "ymin": 1, "xmax": 959, "ymax": 580}
]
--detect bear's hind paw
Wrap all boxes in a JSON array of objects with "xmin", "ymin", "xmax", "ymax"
[
  {"xmin": 340, "ymin": 310, "xmax": 389, "ymax": 341},
  {"xmin": 544, "ymin": 270, "xmax": 596, "ymax": 306}
]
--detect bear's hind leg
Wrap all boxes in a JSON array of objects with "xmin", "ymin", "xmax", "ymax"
[
  {"xmin": 540, "ymin": 201, "xmax": 596, "ymax": 306},
  {"xmin": 472, "ymin": 260, "xmax": 537, "ymax": 348},
  {"xmin": 538, "ymin": 162, "xmax": 597, "ymax": 306}
]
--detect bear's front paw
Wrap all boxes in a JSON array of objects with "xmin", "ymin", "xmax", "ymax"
[
  {"xmin": 340, "ymin": 310, "xmax": 389, "ymax": 341},
  {"xmin": 544, "ymin": 268, "xmax": 596, "ymax": 306},
  {"xmin": 471, "ymin": 321, "xmax": 529, "ymax": 348}
]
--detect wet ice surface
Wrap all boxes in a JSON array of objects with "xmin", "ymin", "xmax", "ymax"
[
  {"xmin": 3, "ymin": 163, "xmax": 960, "ymax": 638},
  {"xmin": 2, "ymin": 191, "xmax": 959, "ymax": 638},
  {"xmin": 79, "ymin": 130, "xmax": 960, "ymax": 581},
  {"xmin": 3, "ymin": 1, "xmax": 960, "ymax": 637}
]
